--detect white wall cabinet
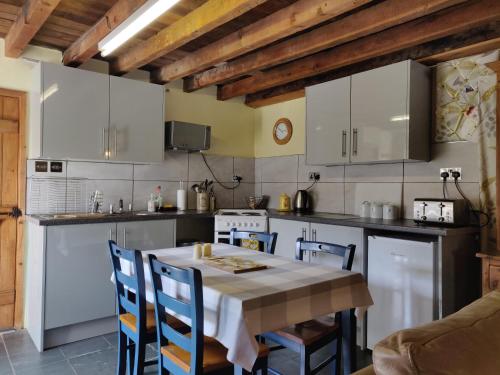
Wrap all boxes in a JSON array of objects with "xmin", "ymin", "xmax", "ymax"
[
  {"xmin": 305, "ymin": 60, "xmax": 430, "ymax": 165},
  {"xmin": 41, "ymin": 63, "xmax": 110, "ymax": 160},
  {"xmin": 116, "ymin": 220, "xmax": 175, "ymax": 251},
  {"xmin": 306, "ymin": 77, "xmax": 350, "ymax": 165},
  {"xmin": 33, "ymin": 62, "xmax": 165, "ymax": 162},
  {"xmin": 109, "ymin": 76, "xmax": 164, "ymax": 162}
]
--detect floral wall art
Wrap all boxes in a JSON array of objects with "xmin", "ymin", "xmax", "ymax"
[{"xmin": 435, "ymin": 50, "xmax": 498, "ymax": 249}]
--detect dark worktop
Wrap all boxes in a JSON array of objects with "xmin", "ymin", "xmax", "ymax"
[
  {"xmin": 28, "ymin": 210, "xmax": 214, "ymax": 226},
  {"xmin": 267, "ymin": 209, "xmax": 479, "ymax": 236}
]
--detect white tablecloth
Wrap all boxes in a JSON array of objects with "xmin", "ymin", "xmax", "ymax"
[{"xmin": 115, "ymin": 244, "xmax": 372, "ymax": 371}]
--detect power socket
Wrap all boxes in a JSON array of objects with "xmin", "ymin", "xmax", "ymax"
[
  {"xmin": 308, "ymin": 172, "xmax": 320, "ymax": 181},
  {"xmin": 232, "ymin": 175, "xmax": 242, "ymax": 182},
  {"xmin": 440, "ymin": 167, "xmax": 462, "ymax": 181}
]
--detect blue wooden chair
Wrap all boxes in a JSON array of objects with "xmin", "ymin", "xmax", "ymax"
[
  {"xmin": 261, "ymin": 238, "xmax": 356, "ymax": 375},
  {"xmin": 229, "ymin": 228, "xmax": 278, "ymax": 254},
  {"xmin": 108, "ymin": 240, "xmax": 186, "ymax": 375},
  {"xmin": 148, "ymin": 254, "xmax": 269, "ymax": 374}
]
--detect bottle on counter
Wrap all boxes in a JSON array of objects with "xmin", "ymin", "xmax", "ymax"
[
  {"xmin": 177, "ymin": 181, "xmax": 187, "ymax": 211},
  {"xmin": 155, "ymin": 186, "xmax": 163, "ymax": 211},
  {"xmin": 148, "ymin": 193, "xmax": 156, "ymax": 212}
]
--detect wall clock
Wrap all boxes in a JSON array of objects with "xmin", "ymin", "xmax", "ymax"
[{"xmin": 273, "ymin": 118, "xmax": 293, "ymax": 145}]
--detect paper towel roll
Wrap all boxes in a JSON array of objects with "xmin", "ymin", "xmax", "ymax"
[{"xmin": 177, "ymin": 189, "xmax": 187, "ymax": 211}]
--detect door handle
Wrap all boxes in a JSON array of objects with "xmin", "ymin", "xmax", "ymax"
[
  {"xmin": 0, "ymin": 207, "xmax": 22, "ymax": 219},
  {"xmin": 342, "ymin": 130, "xmax": 347, "ymax": 157},
  {"xmin": 352, "ymin": 128, "xmax": 358, "ymax": 156}
]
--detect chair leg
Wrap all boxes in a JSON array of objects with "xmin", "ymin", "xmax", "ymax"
[
  {"xmin": 334, "ymin": 337, "xmax": 342, "ymax": 375},
  {"xmin": 128, "ymin": 338, "xmax": 135, "ymax": 375},
  {"xmin": 260, "ymin": 356, "xmax": 268, "ymax": 375},
  {"xmin": 134, "ymin": 339, "xmax": 146, "ymax": 375},
  {"xmin": 116, "ymin": 331, "xmax": 127, "ymax": 375},
  {"xmin": 300, "ymin": 346, "xmax": 311, "ymax": 375}
]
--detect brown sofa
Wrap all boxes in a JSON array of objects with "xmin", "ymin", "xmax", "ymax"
[{"xmin": 353, "ymin": 290, "xmax": 500, "ymax": 375}]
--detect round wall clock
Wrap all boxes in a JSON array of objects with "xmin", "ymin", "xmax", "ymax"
[{"xmin": 273, "ymin": 118, "xmax": 293, "ymax": 145}]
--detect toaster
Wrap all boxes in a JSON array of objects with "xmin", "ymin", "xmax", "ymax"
[{"xmin": 413, "ymin": 198, "xmax": 468, "ymax": 226}]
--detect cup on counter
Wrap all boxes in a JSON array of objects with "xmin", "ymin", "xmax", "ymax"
[
  {"xmin": 360, "ymin": 201, "xmax": 371, "ymax": 218},
  {"xmin": 370, "ymin": 202, "xmax": 383, "ymax": 219},
  {"xmin": 383, "ymin": 204, "xmax": 398, "ymax": 220}
]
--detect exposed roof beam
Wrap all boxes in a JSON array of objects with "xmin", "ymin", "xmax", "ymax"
[
  {"xmin": 184, "ymin": 0, "xmax": 466, "ymax": 92},
  {"xmin": 246, "ymin": 89, "xmax": 305, "ymax": 109},
  {"xmin": 153, "ymin": 0, "xmax": 373, "ymax": 83},
  {"xmin": 219, "ymin": 0, "xmax": 500, "ymax": 100},
  {"xmin": 244, "ymin": 23, "xmax": 500, "ymax": 107},
  {"xmin": 111, "ymin": 0, "xmax": 268, "ymax": 75},
  {"xmin": 63, "ymin": 0, "xmax": 147, "ymax": 66},
  {"xmin": 4, "ymin": 0, "xmax": 61, "ymax": 58}
]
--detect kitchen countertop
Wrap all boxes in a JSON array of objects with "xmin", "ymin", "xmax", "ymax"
[
  {"xmin": 267, "ymin": 209, "xmax": 479, "ymax": 236},
  {"xmin": 27, "ymin": 210, "xmax": 214, "ymax": 226}
]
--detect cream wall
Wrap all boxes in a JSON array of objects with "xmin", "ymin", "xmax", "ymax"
[{"xmin": 253, "ymin": 97, "xmax": 305, "ymax": 157}]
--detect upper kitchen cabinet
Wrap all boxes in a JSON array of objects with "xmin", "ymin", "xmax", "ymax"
[
  {"xmin": 306, "ymin": 77, "xmax": 350, "ymax": 165},
  {"xmin": 41, "ymin": 63, "xmax": 110, "ymax": 160},
  {"xmin": 350, "ymin": 60, "xmax": 430, "ymax": 163},
  {"xmin": 109, "ymin": 76, "xmax": 165, "ymax": 162}
]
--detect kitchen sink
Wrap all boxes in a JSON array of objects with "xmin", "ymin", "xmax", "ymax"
[{"xmin": 50, "ymin": 213, "xmax": 107, "ymax": 219}]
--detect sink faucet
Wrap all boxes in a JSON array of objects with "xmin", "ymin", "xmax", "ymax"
[{"xmin": 89, "ymin": 190, "xmax": 102, "ymax": 214}]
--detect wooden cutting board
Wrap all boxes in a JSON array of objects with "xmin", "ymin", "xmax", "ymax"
[{"xmin": 203, "ymin": 256, "xmax": 268, "ymax": 274}]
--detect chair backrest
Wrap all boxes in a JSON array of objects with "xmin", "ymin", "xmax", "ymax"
[
  {"xmin": 148, "ymin": 254, "xmax": 204, "ymax": 375},
  {"xmin": 108, "ymin": 240, "xmax": 147, "ymax": 334},
  {"xmin": 229, "ymin": 228, "xmax": 278, "ymax": 254},
  {"xmin": 295, "ymin": 237, "xmax": 356, "ymax": 271}
]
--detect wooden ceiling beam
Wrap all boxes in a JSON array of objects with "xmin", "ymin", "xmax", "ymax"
[
  {"xmin": 244, "ymin": 23, "xmax": 500, "ymax": 107},
  {"xmin": 153, "ymin": 0, "xmax": 374, "ymax": 84},
  {"xmin": 184, "ymin": 0, "xmax": 466, "ymax": 92},
  {"xmin": 4, "ymin": 0, "xmax": 61, "ymax": 58},
  {"xmin": 111, "ymin": 0, "xmax": 269, "ymax": 75},
  {"xmin": 62, "ymin": 0, "xmax": 147, "ymax": 66},
  {"xmin": 219, "ymin": 0, "xmax": 500, "ymax": 100}
]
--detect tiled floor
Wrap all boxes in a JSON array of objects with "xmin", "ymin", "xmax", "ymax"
[{"xmin": 0, "ymin": 330, "xmax": 372, "ymax": 374}]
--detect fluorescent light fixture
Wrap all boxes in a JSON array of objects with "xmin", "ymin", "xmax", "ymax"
[
  {"xmin": 390, "ymin": 115, "xmax": 410, "ymax": 122},
  {"xmin": 98, "ymin": 0, "xmax": 180, "ymax": 57}
]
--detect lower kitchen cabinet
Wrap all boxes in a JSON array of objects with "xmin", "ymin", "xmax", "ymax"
[
  {"xmin": 116, "ymin": 220, "xmax": 175, "ymax": 250},
  {"xmin": 269, "ymin": 218, "xmax": 309, "ymax": 259},
  {"xmin": 44, "ymin": 223, "xmax": 116, "ymax": 330}
]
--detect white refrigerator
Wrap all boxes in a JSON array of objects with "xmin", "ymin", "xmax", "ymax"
[{"xmin": 367, "ymin": 235, "xmax": 438, "ymax": 349}]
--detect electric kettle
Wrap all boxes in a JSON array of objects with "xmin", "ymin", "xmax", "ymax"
[{"xmin": 293, "ymin": 190, "xmax": 310, "ymax": 213}]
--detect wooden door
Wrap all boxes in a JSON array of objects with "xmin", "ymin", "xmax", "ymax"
[{"xmin": 0, "ymin": 88, "xmax": 26, "ymax": 330}]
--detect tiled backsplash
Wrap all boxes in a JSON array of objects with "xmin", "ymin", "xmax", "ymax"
[
  {"xmin": 27, "ymin": 141, "xmax": 480, "ymax": 220},
  {"xmin": 255, "ymin": 141, "xmax": 481, "ymax": 219},
  {"xmin": 26, "ymin": 153, "xmax": 255, "ymax": 214}
]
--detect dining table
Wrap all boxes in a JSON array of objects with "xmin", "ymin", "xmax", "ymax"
[{"xmin": 117, "ymin": 243, "xmax": 373, "ymax": 374}]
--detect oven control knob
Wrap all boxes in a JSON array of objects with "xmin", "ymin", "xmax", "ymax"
[
  {"xmin": 421, "ymin": 216, "xmax": 427, "ymax": 221},
  {"xmin": 238, "ymin": 222, "xmax": 242, "ymax": 226},
  {"xmin": 244, "ymin": 222, "xmax": 248, "ymax": 227},
  {"xmin": 226, "ymin": 222, "xmax": 230, "ymax": 227},
  {"xmin": 232, "ymin": 222, "xmax": 236, "ymax": 227},
  {"xmin": 438, "ymin": 217, "xmax": 445, "ymax": 222},
  {"xmin": 249, "ymin": 222, "xmax": 254, "ymax": 227},
  {"xmin": 255, "ymin": 223, "xmax": 260, "ymax": 227}
]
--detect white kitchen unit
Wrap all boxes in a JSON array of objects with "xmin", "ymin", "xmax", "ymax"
[
  {"xmin": 25, "ymin": 218, "xmax": 176, "ymax": 351},
  {"xmin": 367, "ymin": 235, "xmax": 437, "ymax": 349},
  {"xmin": 109, "ymin": 76, "xmax": 164, "ymax": 162},
  {"xmin": 350, "ymin": 60, "xmax": 430, "ymax": 163},
  {"xmin": 306, "ymin": 76, "xmax": 351, "ymax": 165},
  {"xmin": 30, "ymin": 62, "xmax": 165, "ymax": 162},
  {"xmin": 40, "ymin": 63, "xmax": 110, "ymax": 160},
  {"xmin": 305, "ymin": 59, "xmax": 430, "ymax": 165},
  {"xmin": 269, "ymin": 218, "xmax": 310, "ymax": 259}
]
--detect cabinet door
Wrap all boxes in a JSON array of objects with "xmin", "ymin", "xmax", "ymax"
[
  {"xmin": 110, "ymin": 76, "xmax": 164, "ymax": 162},
  {"xmin": 351, "ymin": 61, "xmax": 408, "ymax": 162},
  {"xmin": 42, "ymin": 63, "xmax": 109, "ymax": 160},
  {"xmin": 45, "ymin": 223, "xmax": 116, "ymax": 330},
  {"xmin": 117, "ymin": 220, "xmax": 175, "ymax": 251},
  {"xmin": 309, "ymin": 223, "xmax": 364, "ymax": 274},
  {"xmin": 269, "ymin": 219, "xmax": 309, "ymax": 259},
  {"xmin": 306, "ymin": 77, "xmax": 350, "ymax": 165}
]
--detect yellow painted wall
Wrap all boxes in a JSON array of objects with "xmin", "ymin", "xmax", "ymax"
[
  {"xmin": 165, "ymin": 80, "xmax": 255, "ymax": 157},
  {"xmin": 253, "ymin": 97, "xmax": 305, "ymax": 157}
]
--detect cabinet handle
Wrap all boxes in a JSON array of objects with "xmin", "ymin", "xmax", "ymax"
[
  {"xmin": 101, "ymin": 128, "xmax": 106, "ymax": 157},
  {"xmin": 123, "ymin": 229, "xmax": 127, "ymax": 248},
  {"xmin": 109, "ymin": 229, "xmax": 113, "ymax": 241},
  {"xmin": 312, "ymin": 229, "xmax": 317, "ymax": 241},
  {"xmin": 352, "ymin": 128, "xmax": 358, "ymax": 156},
  {"xmin": 341, "ymin": 130, "xmax": 347, "ymax": 157},
  {"xmin": 302, "ymin": 228, "xmax": 307, "ymax": 240},
  {"xmin": 114, "ymin": 127, "xmax": 118, "ymax": 158}
]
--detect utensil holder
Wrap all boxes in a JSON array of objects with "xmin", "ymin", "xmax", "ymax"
[{"xmin": 197, "ymin": 192, "xmax": 209, "ymax": 212}]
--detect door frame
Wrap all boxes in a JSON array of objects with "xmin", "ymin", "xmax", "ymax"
[{"xmin": 0, "ymin": 87, "xmax": 27, "ymax": 329}]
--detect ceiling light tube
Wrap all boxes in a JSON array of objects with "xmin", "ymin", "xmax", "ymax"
[{"xmin": 98, "ymin": 0, "xmax": 180, "ymax": 57}]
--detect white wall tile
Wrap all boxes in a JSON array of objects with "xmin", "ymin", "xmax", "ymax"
[
  {"xmin": 188, "ymin": 153, "xmax": 234, "ymax": 182},
  {"xmin": 298, "ymin": 182, "xmax": 344, "ymax": 213},
  {"xmin": 262, "ymin": 182, "xmax": 298, "ymax": 210},
  {"xmin": 234, "ymin": 183, "xmax": 256, "ymax": 209},
  {"xmin": 133, "ymin": 181, "xmax": 179, "ymax": 210},
  {"xmin": 134, "ymin": 152, "xmax": 188, "ymax": 181},
  {"xmin": 345, "ymin": 163, "xmax": 403, "ymax": 183},
  {"xmin": 345, "ymin": 182, "xmax": 403, "ymax": 216},
  {"xmin": 297, "ymin": 155, "xmax": 344, "ymax": 183},
  {"xmin": 74, "ymin": 179, "xmax": 133, "ymax": 213},
  {"xmin": 67, "ymin": 161, "xmax": 133, "ymax": 180},
  {"xmin": 260, "ymin": 155, "xmax": 298, "ymax": 182},
  {"xmin": 234, "ymin": 157, "xmax": 255, "ymax": 183},
  {"xmin": 255, "ymin": 158, "xmax": 263, "ymax": 183},
  {"xmin": 404, "ymin": 142, "xmax": 480, "ymax": 183}
]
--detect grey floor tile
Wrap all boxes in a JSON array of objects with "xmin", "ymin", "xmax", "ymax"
[
  {"xmin": 0, "ymin": 357, "xmax": 13, "ymax": 375},
  {"xmin": 2, "ymin": 331, "xmax": 39, "ymax": 356},
  {"xmin": 102, "ymin": 333, "xmax": 118, "ymax": 348},
  {"xmin": 9, "ymin": 348, "xmax": 65, "ymax": 372},
  {"xmin": 59, "ymin": 336, "xmax": 111, "ymax": 359},
  {"xmin": 0, "ymin": 338, "xmax": 7, "ymax": 358},
  {"xmin": 15, "ymin": 360, "xmax": 75, "ymax": 375},
  {"xmin": 69, "ymin": 348, "xmax": 117, "ymax": 375}
]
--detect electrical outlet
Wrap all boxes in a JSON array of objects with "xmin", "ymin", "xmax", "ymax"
[
  {"xmin": 440, "ymin": 167, "xmax": 462, "ymax": 181},
  {"xmin": 308, "ymin": 172, "xmax": 320, "ymax": 181},
  {"xmin": 232, "ymin": 175, "xmax": 242, "ymax": 182}
]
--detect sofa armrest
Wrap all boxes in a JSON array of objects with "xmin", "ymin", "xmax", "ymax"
[{"xmin": 352, "ymin": 365, "xmax": 375, "ymax": 375}]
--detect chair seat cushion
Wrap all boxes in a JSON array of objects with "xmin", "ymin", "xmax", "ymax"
[
  {"xmin": 373, "ymin": 290, "xmax": 500, "ymax": 375},
  {"xmin": 273, "ymin": 315, "xmax": 339, "ymax": 346},
  {"xmin": 119, "ymin": 304, "xmax": 186, "ymax": 333}
]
